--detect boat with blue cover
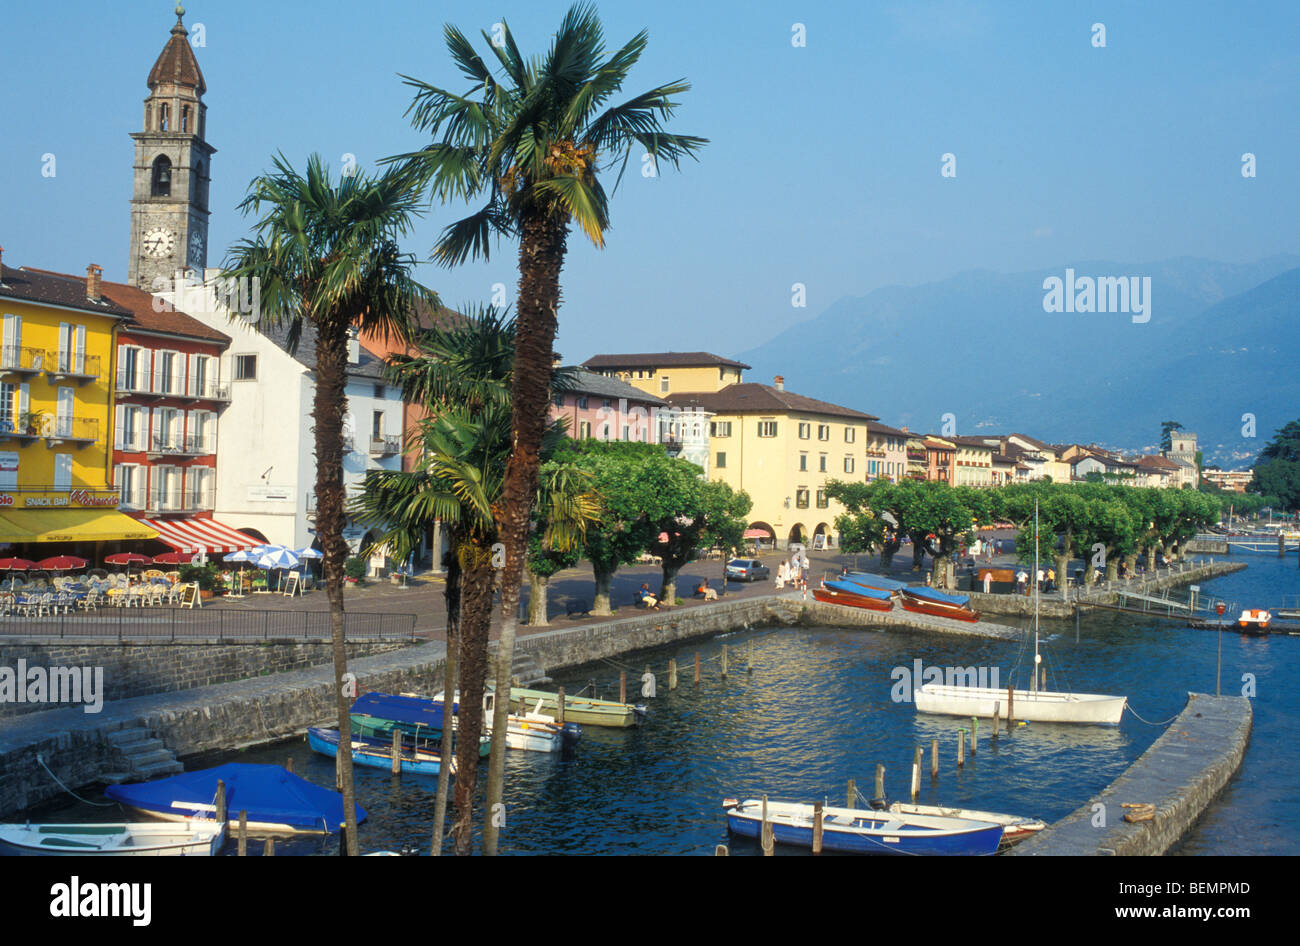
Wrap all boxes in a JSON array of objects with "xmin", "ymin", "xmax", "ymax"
[
  {"xmin": 104, "ymin": 763, "xmax": 365, "ymax": 835},
  {"xmin": 844, "ymin": 572, "xmax": 911, "ymax": 593},
  {"xmin": 350, "ymin": 692, "xmax": 491, "ymax": 757},
  {"xmin": 722, "ymin": 798, "xmax": 1003, "ymax": 855},
  {"xmin": 812, "ymin": 579, "xmax": 895, "ymax": 611},
  {"xmin": 307, "ymin": 726, "xmax": 454, "ymax": 776},
  {"xmin": 898, "ymin": 585, "xmax": 981, "ymax": 622}
]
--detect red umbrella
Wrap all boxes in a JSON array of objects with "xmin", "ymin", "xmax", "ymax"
[
  {"xmin": 0, "ymin": 557, "xmax": 37, "ymax": 571},
  {"xmin": 152, "ymin": 551, "xmax": 195, "ymax": 565},
  {"xmin": 105, "ymin": 553, "xmax": 152, "ymax": 566},
  {"xmin": 37, "ymin": 555, "xmax": 89, "ymax": 572}
]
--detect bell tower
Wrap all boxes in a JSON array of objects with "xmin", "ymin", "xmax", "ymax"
[{"xmin": 128, "ymin": 5, "xmax": 216, "ymax": 290}]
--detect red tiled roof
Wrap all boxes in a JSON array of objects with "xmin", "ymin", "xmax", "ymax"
[
  {"xmin": 148, "ymin": 15, "xmax": 206, "ymax": 93},
  {"xmin": 666, "ymin": 383, "xmax": 876, "ymax": 421},
  {"xmin": 583, "ymin": 351, "xmax": 751, "ymax": 371}
]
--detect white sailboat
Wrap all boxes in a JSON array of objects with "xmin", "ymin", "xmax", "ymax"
[{"xmin": 914, "ymin": 501, "xmax": 1128, "ymax": 725}]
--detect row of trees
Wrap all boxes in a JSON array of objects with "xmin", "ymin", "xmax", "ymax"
[
  {"xmin": 222, "ymin": 5, "xmax": 704, "ymax": 854},
  {"xmin": 827, "ymin": 479, "xmax": 1222, "ymax": 590},
  {"xmin": 1248, "ymin": 418, "xmax": 1300, "ymax": 512}
]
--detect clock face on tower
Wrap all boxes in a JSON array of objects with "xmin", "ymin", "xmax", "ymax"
[
  {"xmin": 143, "ymin": 227, "xmax": 175, "ymax": 258},
  {"xmin": 188, "ymin": 230, "xmax": 205, "ymax": 265}
]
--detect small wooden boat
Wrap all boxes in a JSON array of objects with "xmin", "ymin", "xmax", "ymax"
[
  {"xmin": 0, "ymin": 820, "xmax": 225, "ymax": 856},
  {"xmin": 843, "ymin": 572, "xmax": 910, "ymax": 593},
  {"xmin": 900, "ymin": 586, "xmax": 980, "ymax": 622},
  {"xmin": 722, "ymin": 798, "xmax": 1003, "ymax": 855},
  {"xmin": 308, "ymin": 727, "xmax": 455, "ymax": 777},
  {"xmin": 351, "ymin": 692, "xmax": 491, "ymax": 758},
  {"xmin": 886, "ymin": 803, "xmax": 1046, "ymax": 846},
  {"xmin": 812, "ymin": 579, "xmax": 894, "ymax": 612},
  {"xmin": 507, "ymin": 686, "xmax": 645, "ymax": 728}
]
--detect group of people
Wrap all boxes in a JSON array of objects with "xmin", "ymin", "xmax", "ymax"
[
  {"xmin": 774, "ymin": 556, "xmax": 808, "ymax": 592},
  {"xmin": 1014, "ymin": 566, "xmax": 1057, "ymax": 594}
]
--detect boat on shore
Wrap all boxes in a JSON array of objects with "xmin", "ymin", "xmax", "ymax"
[
  {"xmin": 0, "ymin": 820, "xmax": 226, "ymax": 856},
  {"xmin": 886, "ymin": 803, "xmax": 1045, "ymax": 847},
  {"xmin": 308, "ymin": 726, "xmax": 454, "ymax": 776},
  {"xmin": 507, "ymin": 686, "xmax": 645, "ymax": 728},
  {"xmin": 812, "ymin": 579, "xmax": 894, "ymax": 611},
  {"xmin": 105, "ymin": 763, "xmax": 365, "ymax": 835},
  {"xmin": 899, "ymin": 586, "xmax": 981, "ymax": 622},
  {"xmin": 722, "ymin": 798, "xmax": 1003, "ymax": 855}
]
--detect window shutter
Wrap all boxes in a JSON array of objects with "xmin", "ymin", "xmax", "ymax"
[
  {"xmin": 18, "ymin": 383, "xmax": 28, "ymax": 419},
  {"xmin": 75, "ymin": 325, "xmax": 86, "ymax": 371},
  {"xmin": 115, "ymin": 404, "xmax": 125, "ymax": 449},
  {"xmin": 150, "ymin": 407, "xmax": 160, "ymax": 451}
]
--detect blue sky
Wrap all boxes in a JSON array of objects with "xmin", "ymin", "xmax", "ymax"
[{"xmin": 1, "ymin": 0, "xmax": 1296, "ymax": 363}]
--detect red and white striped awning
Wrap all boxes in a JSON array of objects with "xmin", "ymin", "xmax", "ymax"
[{"xmin": 139, "ymin": 517, "xmax": 260, "ymax": 554}]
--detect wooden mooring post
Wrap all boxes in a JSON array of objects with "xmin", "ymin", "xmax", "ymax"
[
  {"xmin": 992, "ymin": 702, "xmax": 1000, "ymax": 741},
  {"xmin": 391, "ymin": 729, "xmax": 402, "ymax": 774},
  {"xmin": 747, "ymin": 640, "xmax": 753, "ymax": 674},
  {"xmin": 668, "ymin": 659, "xmax": 678, "ymax": 690},
  {"xmin": 957, "ymin": 730, "xmax": 965, "ymax": 767},
  {"xmin": 848, "ymin": 777, "xmax": 858, "ymax": 809},
  {"xmin": 556, "ymin": 686, "xmax": 565, "ymax": 725},
  {"xmin": 215, "ymin": 780, "xmax": 227, "ymax": 823},
  {"xmin": 694, "ymin": 653, "xmax": 701, "ymax": 686},
  {"xmin": 970, "ymin": 717, "xmax": 977, "ymax": 755},
  {"xmin": 263, "ymin": 837, "xmax": 275, "ymax": 857},
  {"xmin": 874, "ymin": 764, "xmax": 884, "ymax": 802},
  {"xmin": 620, "ymin": 671, "xmax": 627, "ymax": 704},
  {"xmin": 812, "ymin": 800, "xmax": 824, "ymax": 854},
  {"xmin": 910, "ymin": 746, "xmax": 922, "ymax": 799},
  {"xmin": 237, "ymin": 810, "xmax": 247, "ymax": 856},
  {"xmin": 1007, "ymin": 685, "xmax": 1015, "ymax": 731},
  {"xmin": 715, "ymin": 844, "xmax": 729, "ymax": 856},
  {"xmin": 761, "ymin": 795, "xmax": 774, "ymax": 856},
  {"xmin": 931, "ymin": 738, "xmax": 939, "ymax": 779},
  {"xmin": 721, "ymin": 644, "xmax": 728, "ymax": 680}
]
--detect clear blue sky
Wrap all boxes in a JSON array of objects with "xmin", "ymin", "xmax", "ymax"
[{"xmin": 1, "ymin": 0, "xmax": 1296, "ymax": 363}]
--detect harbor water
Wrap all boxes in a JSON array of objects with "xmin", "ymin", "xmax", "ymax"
[{"xmin": 21, "ymin": 555, "xmax": 1298, "ymax": 855}]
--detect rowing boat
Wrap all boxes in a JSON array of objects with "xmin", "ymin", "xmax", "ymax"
[
  {"xmin": 899, "ymin": 586, "xmax": 981, "ymax": 622},
  {"xmin": 0, "ymin": 820, "xmax": 226, "ymax": 856},
  {"xmin": 886, "ymin": 803, "xmax": 1046, "ymax": 846},
  {"xmin": 506, "ymin": 686, "xmax": 645, "ymax": 728},
  {"xmin": 812, "ymin": 579, "xmax": 894, "ymax": 611},
  {"xmin": 307, "ymin": 726, "xmax": 454, "ymax": 777},
  {"xmin": 722, "ymin": 798, "xmax": 1003, "ymax": 855}
]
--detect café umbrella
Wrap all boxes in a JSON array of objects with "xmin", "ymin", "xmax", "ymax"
[
  {"xmin": 152, "ymin": 551, "xmax": 196, "ymax": 566},
  {"xmin": 0, "ymin": 558, "xmax": 38, "ymax": 571},
  {"xmin": 36, "ymin": 555, "xmax": 89, "ymax": 572},
  {"xmin": 105, "ymin": 553, "xmax": 152, "ymax": 567}
]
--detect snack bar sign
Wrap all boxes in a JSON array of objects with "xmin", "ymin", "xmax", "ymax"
[{"xmin": 0, "ymin": 489, "xmax": 120, "ymax": 508}]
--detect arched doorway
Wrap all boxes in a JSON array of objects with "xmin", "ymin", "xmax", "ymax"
[
  {"xmin": 788, "ymin": 523, "xmax": 806, "ymax": 548},
  {"xmin": 744, "ymin": 521, "xmax": 775, "ymax": 553},
  {"xmin": 236, "ymin": 527, "xmax": 269, "ymax": 545},
  {"xmin": 813, "ymin": 522, "xmax": 831, "ymax": 550}
]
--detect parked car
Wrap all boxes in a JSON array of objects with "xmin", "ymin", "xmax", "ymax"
[{"xmin": 726, "ymin": 559, "xmax": 770, "ymax": 582}]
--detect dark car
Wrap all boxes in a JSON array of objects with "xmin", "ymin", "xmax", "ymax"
[{"xmin": 726, "ymin": 559, "xmax": 770, "ymax": 582}]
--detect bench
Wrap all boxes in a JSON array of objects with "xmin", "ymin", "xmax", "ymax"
[{"xmin": 565, "ymin": 599, "xmax": 591, "ymax": 617}]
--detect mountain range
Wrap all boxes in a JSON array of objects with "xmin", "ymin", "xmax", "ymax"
[{"xmin": 737, "ymin": 256, "xmax": 1300, "ymax": 468}]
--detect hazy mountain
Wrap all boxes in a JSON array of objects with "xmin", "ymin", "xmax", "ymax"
[{"xmin": 737, "ymin": 257, "xmax": 1300, "ymax": 467}]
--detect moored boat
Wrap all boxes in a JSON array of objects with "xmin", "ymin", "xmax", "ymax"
[
  {"xmin": 899, "ymin": 586, "xmax": 981, "ymax": 622},
  {"xmin": 886, "ymin": 803, "xmax": 1046, "ymax": 846},
  {"xmin": 722, "ymin": 798, "xmax": 1003, "ymax": 855},
  {"xmin": 915, "ymin": 683, "xmax": 1127, "ymax": 725},
  {"xmin": 507, "ymin": 686, "xmax": 645, "ymax": 728},
  {"xmin": 437, "ymin": 690, "xmax": 582, "ymax": 753},
  {"xmin": 1237, "ymin": 609, "xmax": 1272, "ymax": 631},
  {"xmin": 812, "ymin": 579, "xmax": 894, "ymax": 612},
  {"xmin": 105, "ymin": 763, "xmax": 365, "ymax": 835},
  {"xmin": 307, "ymin": 726, "xmax": 454, "ymax": 776},
  {"xmin": 351, "ymin": 691, "xmax": 491, "ymax": 757},
  {"xmin": 0, "ymin": 820, "xmax": 226, "ymax": 856}
]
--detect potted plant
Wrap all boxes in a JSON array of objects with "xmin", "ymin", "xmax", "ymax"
[
  {"xmin": 20, "ymin": 410, "xmax": 46, "ymax": 436},
  {"xmin": 344, "ymin": 556, "xmax": 366, "ymax": 585},
  {"xmin": 179, "ymin": 562, "xmax": 221, "ymax": 598}
]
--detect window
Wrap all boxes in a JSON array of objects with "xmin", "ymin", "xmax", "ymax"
[
  {"xmin": 660, "ymin": 376, "xmax": 669, "ymax": 393},
  {"xmin": 158, "ymin": 105, "xmax": 170, "ymax": 132},
  {"xmin": 799, "ymin": 453, "xmax": 807, "ymax": 472},
  {"xmin": 818, "ymin": 424, "xmax": 830, "ymax": 441},
  {"xmin": 716, "ymin": 452, "xmax": 726, "ymax": 468},
  {"xmin": 372, "ymin": 411, "xmax": 384, "ymax": 440},
  {"xmin": 798, "ymin": 422, "xmax": 810, "ymax": 440},
  {"xmin": 151, "ymin": 155, "xmax": 171, "ymax": 196},
  {"xmin": 710, "ymin": 421, "xmax": 731, "ymax": 438},
  {"xmin": 553, "ymin": 393, "xmax": 565, "ymax": 408},
  {"xmin": 602, "ymin": 424, "xmax": 610, "ymax": 440},
  {"xmin": 578, "ymin": 420, "xmax": 591, "ymax": 439},
  {"xmin": 602, "ymin": 399, "xmax": 612, "ymax": 409},
  {"xmin": 54, "ymin": 453, "xmax": 73, "ymax": 491},
  {"xmin": 234, "ymin": 354, "xmax": 257, "ymax": 380},
  {"xmin": 622, "ymin": 425, "xmax": 630, "ymax": 441},
  {"xmin": 123, "ymin": 406, "xmax": 143, "ymax": 449},
  {"xmin": 58, "ymin": 323, "xmax": 85, "ymax": 373},
  {"xmin": 845, "ymin": 427, "xmax": 856, "ymax": 443},
  {"xmin": 844, "ymin": 457, "xmax": 855, "ymax": 474},
  {"xmin": 0, "ymin": 382, "xmax": 13, "ymax": 431},
  {"xmin": 796, "ymin": 488, "xmax": 810, "ymax": 509},
  {"xmin": 158, "ymin": 351, "xmax": 177, "ymax": 394},
  {"xmin": 819, "ymin": 454, "xmax": 827, "ymax": 472},
  {"xmin": 816, "ymin": 489, "xmax": 829, "ymax": 508},
  {"xmin": 192, "ymin": 354, "xmax": 213, "ymax": 396},
  {"xmin": 181, "ymin": 105, "xmax": 190, "ymax": 133},
  {"xmin": 374, "ymin": 384, "xmax": 385, "ymax": 398},
  {"xmin": 115, "ymin": 465, "xmax": 142, "ymax": 508},
  {"xmin": 757, "ymin": 421, "xmax": 777, "ymax": 438},
  {"xmin": 577, "ymin": 396, "xmax": 588, "ymax": 409}
]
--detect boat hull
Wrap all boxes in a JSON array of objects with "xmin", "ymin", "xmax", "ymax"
[
  {"xmin": 887, "ymin": 803, "xmax": 1046, "ymax": 846},
  {"xmin": 508, "ymin": 687, "xmax": 641, "ymax": 728},
  {"xmin": 724, "ymin": 799, "xmax": 1002, "ymax": 855},
  {"xmin": 915, "ymin": 684, "xmax": 1126, "ymax": 725},
  {"xmin": 900, "ymin": 593, "xmax": 980, "ymax": 622},
  {"xmin": 812, "ymin": 587, "xmax": 894, "ymax": 611},
  {"xmin": 308, "ymin": 727, "xmax": 452, "ymax": 777},
  {"xmin": 0, "ymin": 821, "xmax": 225, "ymax": 856}
]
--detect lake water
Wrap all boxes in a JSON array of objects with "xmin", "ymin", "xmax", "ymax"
[{"xmin": 24, "ymin": 554, "xmax": 1298, "ymax": 855}]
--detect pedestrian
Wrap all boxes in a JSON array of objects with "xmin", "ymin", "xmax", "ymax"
[
  {"xmin": 697, "ymin": 578, "xmax": 717, "ymax": 601},
  {"xmin": 1036, "ymin": 566, "xmax": 1044, "ymax": 591},
  {"xmin": 639, "ymin": 582, "xmax": 661, "ymax": 610},
  {"xmin": 775, "ymin": 560, "xmax": 787, "ymax": 590},
  {"xmin": 1047, "ymin": 566, "xmax": 1056, "ymax": 592},
  {"xmin": 982, "ymin": 570, "xmax": 992, "ymax": 594},
  {"xmin": 1016, "ymin": 568, "xmax": 1028, "ymax": 594}
]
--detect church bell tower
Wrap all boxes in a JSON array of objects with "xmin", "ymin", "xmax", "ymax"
[{"xmin": 128, "ymin": 5, "xmax": 216, "ymax": 290}]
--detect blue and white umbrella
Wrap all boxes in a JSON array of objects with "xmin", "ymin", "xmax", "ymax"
[
  {"xmin": 294, "ymin": 547, "xmax": 323, "ymax": 560},
  {"xmin": 224, "ymin": 549, "xmax": 258, "ymax": 563},
  {"xmin": 257, "ymin": 548, "xmax": 301, "ymax": 570}
]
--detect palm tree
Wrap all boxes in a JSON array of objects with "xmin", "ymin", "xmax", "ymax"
[
  {"xmin": 353, "ymin": 310, "xmax": 594, "ymax": 853},
  {"xmin": 222, "ymin": 154, "xmax": 433, "ymax": 855},
  {"xmin": 388, "ymin": 3, "xmax": 706, "ymax": 854}
]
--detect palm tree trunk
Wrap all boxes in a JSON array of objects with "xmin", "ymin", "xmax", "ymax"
[
  {"xmin": 314, "ymin": 318, "xmax": 358, "ymax": 855},
  {"xmin": 484, "ymin": 214, "xmax": 569, "ymax": 856},
  {"xmin": 430, "ymin": 550, "xmax": 460, "ymax": 855},
  {"xmin": 453, "ymin": 542, "xmax": 494, "ymax": 855}
]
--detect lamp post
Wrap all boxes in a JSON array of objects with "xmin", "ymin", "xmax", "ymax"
[{"xmin": 1215, "ymin": 601, "xmax": 1227, "ymax": 696}]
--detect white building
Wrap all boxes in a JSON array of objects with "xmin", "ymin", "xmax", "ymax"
[{"xmin": 157, "ymin": 274, "xmax": 405, "ymax": 568}]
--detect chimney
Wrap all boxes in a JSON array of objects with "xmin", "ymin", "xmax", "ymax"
[
  {"xmin": 552, "ymin": 352, "xmax": 562, "ymax": 368},
  {"xmin": 86, "ymin": 264, "xmax": 102, "ymax": 302},
  {"xmin": 774, "ymin": 375, "xmax": 784, "ymax": 391}
]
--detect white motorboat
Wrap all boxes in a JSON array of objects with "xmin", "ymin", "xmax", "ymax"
[
  {"xmin": 0, "ymin": 820, "xmax": 225, "ymax": 856},
  {"xmin": 887, "ymin": 802, "xmax": 1046, "ymax": 845}
]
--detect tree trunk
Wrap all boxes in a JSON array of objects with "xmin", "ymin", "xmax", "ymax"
[
  {"xmin": 590, "ymin": 565, "xmax": 615, "ymax": 615},
  {"xmin": 527, "ymin": 569, "xmax": 550, "ymax": 627},
  {"xmin": 430, "ymin": 549, "xmax": 460, "ymax": 856},
  {"xmin": 880, "ymin": 534, "xmax": 902, "ymax": 568},
  {"xmin": 1105, "ymin": 555, "xmax": 1119, "ymax": 582},
  {"xmin": 1054, "ymin": 552, "xmax": 1070, "ymax": 599},
  {"xmin": 483, "ymin": 213, "xmax": 570, "ymax": 857},
  {"xmin": 1146, "ymin": 546, "xmax": 1158, "ymax": 572},
  {"xmin": 453, "ymin": 543, "xmax": 494, "ymax": 856},
  {"xmin": 660, "ymin": 562, "xmax": 680, "ymax": 603},
  {"xmin": 313, "ymin": 317, "xmax": 358, "ymax": 855}
]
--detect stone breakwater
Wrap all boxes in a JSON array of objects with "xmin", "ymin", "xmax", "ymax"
[{"xmin": 1008, "ymin": 693, "xmax": 1252, "ymax": 856}]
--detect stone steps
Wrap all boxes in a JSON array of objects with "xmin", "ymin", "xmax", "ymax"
[
  {"xmin": 510, "ymin": 652, "xmax": 551, "ymax": 688},
  {"xmin": 102, "ymin": 724, "xmax": 183, "ymax": 783}
]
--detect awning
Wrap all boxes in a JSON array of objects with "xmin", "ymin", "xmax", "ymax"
[
  {"xmin": 140, "ymin": 517, "xmax": 260, "ymax": 554},
  {"xmin": 0, "ymin": 510, "xmax": 159, "ymax": 544}
]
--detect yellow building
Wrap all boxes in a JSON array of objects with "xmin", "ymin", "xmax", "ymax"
[
  {"xmin": 0, "ymin": 259, "xmax": 155, "ymax": 550},
  {"xmin": 582, "ymin": 351, "xmax": 749, "ymax": 398}
]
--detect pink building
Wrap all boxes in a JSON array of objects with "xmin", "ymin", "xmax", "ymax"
[
  {"xmin": 865, "ymin": 420, "xmax": 908, "ymax": 482},
  {"xmin": 550, "ymin": 368, "xmax": 668, "ymax": 443}
]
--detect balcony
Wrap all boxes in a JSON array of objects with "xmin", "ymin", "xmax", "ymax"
[
  {"xmin": 147, "ymin": 488, "xmax": 214, "ymax": 513},
  {"xmin": 45, "ymin": 351, "xmax": 101, "ymax": 384},
  {"xmin": 369, "ymin": 435, "xmax": 401, "ymax": 457},
  {"xmin": 182, "ymin": 379, "xmax": 232, "ymax": 403},
  {"xmin": 48, "ymin": 416, "xmax": 99, "ymax": 446},
  {"xmin": 146, "ymin": 434, "xmax": 214, "ymax": 458},
  {"xmin": 0, "ymin": 346, "xmax": 47, "ymax": 378}
]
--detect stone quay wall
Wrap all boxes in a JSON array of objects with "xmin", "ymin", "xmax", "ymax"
[{"xmin": 1008, "ymin": 693, "xmax": 1252, "ymax": 856}]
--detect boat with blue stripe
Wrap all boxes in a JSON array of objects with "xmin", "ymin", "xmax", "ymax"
[
  {"xmin": 723, "ymin": 798, "xmax": 1003, "ymax": 855},
  {"xmin": 307, "ymin": 726, "xmax": 454, "ymax": 777}
]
